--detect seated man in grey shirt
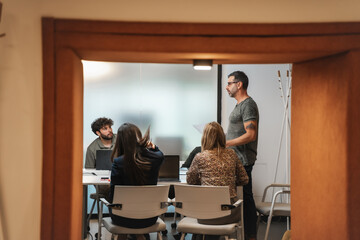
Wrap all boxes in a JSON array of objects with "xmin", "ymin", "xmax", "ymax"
[
  {"xmin": 85, "ymin": 117, "xmax": 116, "ymax": 200},
  {"xmin": 85, "ymin": 117, "xmax": 116, "ymax": 168}
]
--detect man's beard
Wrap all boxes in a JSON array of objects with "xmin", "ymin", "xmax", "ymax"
[
  {"xmin": 228, "ymin": 90, "xmax": 236, "ymax": 98},
  {"xmin": 101, "ymin": 132, "xmax": 113, "ymax": 140}
]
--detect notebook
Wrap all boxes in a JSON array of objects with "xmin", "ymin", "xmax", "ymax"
[
  {"xmin": 158, "ymin": 155, "xmax": 180, "ymax": 182},
  {"xmin": 95, "ymin": 149, "xmax": 113, "ymax": 170}
]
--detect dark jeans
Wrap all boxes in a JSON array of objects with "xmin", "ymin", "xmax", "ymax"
[{"xmin": 243, "ymin": 165, "xmax": 257, "ymax": 238}]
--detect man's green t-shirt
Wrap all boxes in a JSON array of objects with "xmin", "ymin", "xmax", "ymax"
[{"xmin": 226, "ymin": 97, "xmax": 259, "ymax": 166}]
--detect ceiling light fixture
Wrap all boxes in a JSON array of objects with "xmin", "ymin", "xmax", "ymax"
[{"xmin": 193, "ymin": 59, "xmax": 213, "ymax": 70}]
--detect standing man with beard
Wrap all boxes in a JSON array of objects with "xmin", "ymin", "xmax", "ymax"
[
  {"xmin": 85, "ymin": 117, "xmax": 116, "ymax": 169},
  {"xmin": 225, "ymin": 71, "xmax": 259, "ymax": 240}
]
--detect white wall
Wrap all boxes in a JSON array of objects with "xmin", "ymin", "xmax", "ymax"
[
  {"xmin": 222, "ymin": 65, "xmax": 292, "ymax": 202},
  {"xmin": 1, "ymin": 0, "xmax": 360, "ymax": 239}
]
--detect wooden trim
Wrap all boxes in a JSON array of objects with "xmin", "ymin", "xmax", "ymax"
[
  {"xmin": 347, "ymin": 50, "xmax": 360, "ymax": 238},
  {"xmin": 292, "ymin": 53, "xmax": 350, "ymax": 239},
  {"xmin": 42, "ymin": 18, "xmax": 360, "ymax": 239},
  {"xmin": 53, "ymin": 48, "xmax": 83, "ymax": 240},
  {"xmin": 53, "ymin": 31, "xmax": 360, "ymax": 65},
  {"xmin": 55, "ymin": 32, "xmax": 360, "ymax": 53},
  {"xmin": 41, "ymin": 17, "xmax": 56, "ymax": 240},
  {"xmin": 291, "ymin": 51, "xmax": 360, "ymax": 239},
  {"xmin": 54, "ymin": 19, "xmax": 360, "ymax": 36}
]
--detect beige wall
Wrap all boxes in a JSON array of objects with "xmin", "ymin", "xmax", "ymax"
[{"xmin": 1, "ymin": 0, "xmax": 360, "ymax": 239}]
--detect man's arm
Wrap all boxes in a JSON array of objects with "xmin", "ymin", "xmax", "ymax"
[{"xmin": 226, "ymin": 120, "xmax": 257, "ymax": 148}]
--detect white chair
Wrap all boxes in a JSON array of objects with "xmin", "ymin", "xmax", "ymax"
[
  {"xmin": 174, "ymin": 184, "xmax": 245, "ymax": 240},
  {"xmin": 256, "ymin": 183, "xmax": 291, "ymax": 240},
  {"xmin": 99, "ymin": 185, "xmax": 170, "ymax": 240}
]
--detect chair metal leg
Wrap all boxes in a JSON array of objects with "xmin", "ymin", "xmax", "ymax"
[
  {"xmin": 286, "ymin": 216, "xmax": 290, "ymax": 230},
  {"xmin": 87, "ymin": 198, "xmax": 97, "ymax": 227},
  {"xmin": 171, "ymin": 212, "xmax": 177, "ymax": 228},
  {"xmin": 236, "ymin": 226, "xmax": 244, "ymax": 240},
  {"xmin": 264, "ymin": 190, "xmax": 287, "ymax": 240},
  {"xmin": 98, "ymin": 196, "xmax": 103, "ymax": 240},
  {"xmin": 97, "ymin": 201, "xmax": 101, "ymax": 234},
  {"xmin": 180, "ymin": 233, "xmax": 186, "ymax": 240},
  {"xmin": 240, "ymin": 203, "xmax": 245, "ymax": 240},
  {"xmin": 264, "ymin": 212, "xmax": 274, "ymax": 240}
]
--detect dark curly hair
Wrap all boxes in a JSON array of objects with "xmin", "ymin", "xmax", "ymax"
[{"xmin": 91, "ymin": 117, "xmax": 114, "ymax": 135}]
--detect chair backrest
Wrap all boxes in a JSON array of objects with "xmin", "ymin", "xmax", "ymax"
[
  {"xmin": 112, "ymin": 185, "xmax": 170, "ymax": 219},
  {"xmin": 174, "ymin": 184, "xmax": 232, "ymax": 219},
  {"xmin": 236, "ymin": 186, "xmax": 243, "ymax": 199}
]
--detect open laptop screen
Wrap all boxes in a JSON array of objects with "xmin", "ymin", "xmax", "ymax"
[
  {"xmin": 95, "ymin": 149, "xmax": 113, "ymax": 170},
  {"xmin": 158, "ymin": 155, "xmax": 180, "ymax": 181}
]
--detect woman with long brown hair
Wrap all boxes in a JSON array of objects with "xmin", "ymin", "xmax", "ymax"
[
  {"xmin": 109, "ymin": 123, "xmax": 164, "ymax": 234},
  {"xmin": 187, "ymin": 121, "xmax": 249, "ymax": 226}
]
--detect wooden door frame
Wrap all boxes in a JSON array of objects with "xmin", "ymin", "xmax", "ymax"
[{"xmin": 42, "ymin": 18, "xmax": 360, "ymax": 239}]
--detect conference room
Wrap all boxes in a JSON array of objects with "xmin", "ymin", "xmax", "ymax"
[{"xmin": 82, "ymin": 60, "xmax": 292, "ymax": 240}]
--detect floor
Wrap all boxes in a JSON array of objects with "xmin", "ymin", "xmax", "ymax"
[{"xmin": 86, "ymin": 215, "xmax": 289, "ymax": 240}]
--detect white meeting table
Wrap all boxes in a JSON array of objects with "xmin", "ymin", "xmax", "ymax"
[
  {"xmin": 82, "ymin": 168, "xmax": 187, "ymax": 239},
  {"xmin": 83, "ymin": 169, "xmax": 111, "ymax": 185}
]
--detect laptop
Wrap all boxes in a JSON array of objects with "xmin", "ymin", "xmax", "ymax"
[
  {"xmin": 95, "ymin": 149, "xmax": 113, "ymax": 170},
  {"xmin": 158, "ymin": 155, "xmax": 180, "ymax": 182}
]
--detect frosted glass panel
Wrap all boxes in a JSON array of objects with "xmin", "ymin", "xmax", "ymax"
[{"xmin": 83, "ymin": 62, "xmax": 218, "ymax": 163}]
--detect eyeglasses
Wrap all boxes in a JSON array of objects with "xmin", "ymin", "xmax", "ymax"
[{"xmin": 227, "ymin": 81, "xmax": 239, "ymax": 86}]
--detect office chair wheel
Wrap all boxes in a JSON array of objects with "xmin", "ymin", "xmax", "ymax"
[
  {"xmin": 162, "ymin": 229, "xmax": 168, "ymax": 235},
  {"xmin": 95, "ymin": 232, "xmax": 98, "ymax": 239},
  {"xmin": 171, "ymin": 222, "xmax": 177, "ymax": 228}
]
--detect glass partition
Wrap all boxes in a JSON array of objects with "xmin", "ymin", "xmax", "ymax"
[
  {"xmin": 83, "ymin": 61, "xmax": 218, "ymax": 213},
  {"xmin": 83, "ymin": 62, "xmax": 218, "ymax": 162}
]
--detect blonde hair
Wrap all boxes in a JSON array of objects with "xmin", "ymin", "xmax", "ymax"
[{"xmin": 201, "ymin": 122, "xmax": 226, "ymax": 154}]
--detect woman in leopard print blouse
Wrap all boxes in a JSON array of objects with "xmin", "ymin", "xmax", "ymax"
[{"xmin": 186, "ymin": 121, "xmax": 249, "ymax": 225}]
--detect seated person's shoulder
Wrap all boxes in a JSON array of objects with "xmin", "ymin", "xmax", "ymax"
[
  {"xmin": 181, "ymin": 146, "xmax": 201, "ymax": 168},
  {"xmin": 113, "ymin": 156, "xmax": 124, "ymax": 165},
  {"xmin": 87, "ymin": 137, "xmax": 101, "ymax": 149},
  {"xmin": 224, "ymin": 148, "xmax": 238, "ymax": 158},
  {"xmin": 85, "ymin": 138, "xmax": 102, "ymax": 168},
  {"xmin": 225, "ymin": 148, "xmax": 236, "ymax": 154}
]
